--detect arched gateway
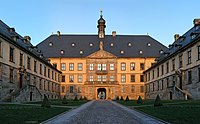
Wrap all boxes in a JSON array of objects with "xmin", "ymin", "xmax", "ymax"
[{"xmin": 97, "ymin": 88, "xmax": 106, "ymax": 99}]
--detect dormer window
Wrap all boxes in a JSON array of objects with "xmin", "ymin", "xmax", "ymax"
[
  {"xmin": 80, "ymin": 50, "xmax": 83, "ymax": 54},
  {"xmin": 147, "ymin": 43, "xmax": 151, "ymax": 47},
  {"xmin": 110, "ymin": 43, "xmax": 114, "ymax": 47},
  {"xmin": 128, "ymin": 42, "xmax": 132, "ymax": 47},
  {"xmin": 159, "ymin": 50, "xmax": 164, "ymax": 54},
  {"xmin": 49, "ymin": 42, "xmax": 53, "ymax": 47},
  {"xmin": 60, "ymin": 50, "xmax": 64, "ymax": 54},
  {"xmin": 89, "ymin": 43, "xmax": 93, "ymax": 47},
  {"xmin": 120, "ymin": 50, "xmax": 124, "ymax": 54},
  {"xmin": 139, "ymin": 50, "xmax": 143, "ymax": 54},
  {"xmin": 191, "ymin": 34, "xmax": 197, "ymax": 39},
  {"xmin": 195, "ymin": 25, "xmax": 200, "ymax": 30},
  {"xmin": 71, "ymin": 43, "xmax": 75, "ymax": 47}
]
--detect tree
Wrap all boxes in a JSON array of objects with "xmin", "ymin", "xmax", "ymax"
[
  {"xmin": 83, "ymin": 96, "xmax": 87, "ymax": 101},
  {"xmin": 125, "ymin": 96, "xmax": 129, "ymax": 101},
  {"xmin": 74, "ymin": 96, "xmax": 78, "ymax": 101},
  {"xmin": 62, "ymin": 96, "xmax": 68, "ymax": 104},
  {"xmin": 154, "ymin": 95, "xmax": 163, "ymax": 107},
  {"xmin": 120, "ymin": 96, "xmax": 124, "ymax": 101},
  {"xmin": 137, "ymin": 96, "xmax": 143, "ymax": 104},
  {"xmin": 116, "ymin": 96, "xmax": 119, "ymax": 101},
  {"xmin": 41, "ymin": 95, "xmax": 51, "ymax": 108}
]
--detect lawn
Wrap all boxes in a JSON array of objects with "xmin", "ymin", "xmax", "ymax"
[
  {"xmin": 116, "ymin": 100, "xmax": 200, "ymax": 124},
  {"xmin": 0, "ymin": 104, "xmax": 70, "ymax": 124}
]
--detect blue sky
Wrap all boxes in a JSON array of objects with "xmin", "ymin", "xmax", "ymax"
[{"xmin": 0, "ymin": 0, "xmax": 200, "ymax": 46}]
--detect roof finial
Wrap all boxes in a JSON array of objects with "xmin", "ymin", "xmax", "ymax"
[
  {"xmin": 100, "ymin": 10, "xmax": 103, "ymax": 17},
  {"xmin": 100, "ymin": 41, "xmax": 103, "ymax": 50}
]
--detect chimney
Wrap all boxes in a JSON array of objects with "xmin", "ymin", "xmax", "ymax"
[
  {"xmin": 174, "ymin": 34, "xmax": 179, "ymax": 41},
  {"xmin": 193, "ymin": 18, "xmax": 200, "ymax": 26},
  {"xmin": 24, "ymin": 36, "xmax": 31, "ymax": 43},
  {"xmin": 112, "ymin": 31, "xmax": 116, "ymax": 37},
  {"xmin": 57, "ymin": 31, "xmax": 60, "ymax": 36}
]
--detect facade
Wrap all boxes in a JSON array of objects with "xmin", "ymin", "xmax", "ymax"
[
  {"xmin": 144, "ymin": 19, "xmax": 200, "ymax": 100},
  {"xmin": 0, "ymin": 20, "xmax": 61, "ymax": 102},
  {"xmin": 37, "ymin": 12, "xmax": 167, "ymax": 100}
]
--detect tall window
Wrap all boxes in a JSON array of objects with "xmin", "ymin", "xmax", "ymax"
[
  {"xmin": 121, "ymin": 74, "xmax": 126, "ymax": 83},
  {"xmin": 47, "ymin": 82, "xmax": 50, "ymax": 91},
  {"xmin": 110, "ymin": 76, "xmax": 114, "ymax": 81},
  {"xmin": 102, "ymin": 75, "xmax": 106, "ymax": 81},
  {"xmin": 172, "ymin": 59, "xmax": 175, "ymax": 71},
  {"xmin": 69, "ymin": 63, "xmax": 74, "ymax": 71},
  {"xmin": 166, "ymin": 62, "xmax": 169, "ymax": 73},
  {"xmin": 188, "ymin": 71, "xmax": 192, "ymax": 84},
  {"xmin": 27, "ymin": 57, "xmax": 31, "ymax": 70},
  {"xmin": 52, "ymin": 71, "xmax": 54, "ymax": 79},
  {"xmin": 78, "ymin": 63, "xmax": 82, "ymax": 71},
  {"xmin": 34, "ymin": 60, "xmax": 37, "ymax": 72},
  {"xmin": 62, "ymin": 86, "xmax": 65, "ymax": 93},
  {"xmin": 53, "ymin": 63, "xmax": 57, "ymax": 69},
  {"xmin": 179, "ymin": 54, "xmax": 183, "ymax": 68},
  {"xmin": 152, "ymin": 70, "xmax": 154, "ymax": 79},
  {"xmin": 157, "ymin": 81, "xmax": 159, "ymax": 91},
  {"xmin": 97, "ymin": 64, "xmax": 102, "ymax": 70},
  {"xmin": 110, "ymin": 64, "xmax": 114, "ymax": 71},
  {"xmin": 19, "ymin": 53, "xmax": 23, "ymax": 66},
  {"xmin": 89, "ymin": 75, "xmax": 93, "ymax": 81},
  {"xmin": 9, "ymin": 68, "xmax": 14, "ymax": 82},
  {"xmin": 89, "ymin": 64, "xmax": 93, "ymax": 70},
  {"xmin": 39, "ymin": 79, "xmax": 42, "ymax": 89},
  {"xmin": 48, "ymin": 69, "xmax": 50, "ymax": 78},
  {"xmin": 161, "ymin": 65, "xmax": 164, "ymax": 75},
  {"xmin": 140, "ymin": 86, "xmax": 144, "ymax": 93},
  {"xmin": 9, "ymin": 47, "xmax": 14, "ymax": 62},
  {"xmin": 161, "ymin": 80, "xmax": 164, "ymax": 90},
  {"xmin": 130, "ymin": 63, "xmax": 135, "ymax": 70},
  {"xmin": 44, "ymin": 66, "xmax": 46, "ymax": 76},
  {"xmin": 61, "ymin": 63, "xmax": 66, "ymax": 70},
  {"xmin": 102, "ymin": 64, "xmax": 106, "ymax": 70},
  {"xmin": 131, "ymin": 75, "xmax": 135, "ymax": 82},
  {"xmin": 140, "ymin": 63, "xmax": 145, "ymax": 70},
  {"xmin": 121, "ymin": 63, "xmax": 126, "ymax": 71},
  {"xmin": 78, "ymin": 75, "xmax": 82, "ymax": 83},
  {"xmin": 69, "ymin": 75, "xmax": 74, "ymax": 82},
  {"xmin": 167, "ymin": 78, "xmax": 169, "ymax": 88},
  {"xmin": 61, "ymin": 75, "xmax": 65, "ymax": 82},
  {"xmin": 140, "ymin": 75, "xmax": 144, "ymax": 82},
  {"xmin": 131, "ymin": 85, "xmax": 135, "ymax": 93},
  {"xmin": 187, "ymin": 50, "xmax": 191, "ymax": 64},
  {"xmin": 69, "ymin": 86, "xmax": 74, "ymax": 93},
  {"xmin": 198, "ymin": 46, "xmax": 200, "ymax": 60},
  {"xmin": 157, "ymin": 67, "xmax": 159, "ymax": 77},
  {"xmin": 97, "ymin": 75, "xmax": 101, "ymax": 81},
  {"xmin": 40, "ymin": 64, "xmax": 42, "ymax": 75}
]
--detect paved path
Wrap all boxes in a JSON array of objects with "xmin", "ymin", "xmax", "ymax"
[{"xmin": 43, "ymin": 100, "xmax": 167, "ymax": 124}]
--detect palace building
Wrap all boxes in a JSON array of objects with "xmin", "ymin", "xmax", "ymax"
[
  {"xmin": 37, "ymin": 11, "xmax": 167, "ymax": 100},
  {"xmin": 0, "ymin": 20, "xmax": 61, "ymax": 102},
  {"xmin": 144, "ymin": 19, "xmax": 200, "ymax": 100}
]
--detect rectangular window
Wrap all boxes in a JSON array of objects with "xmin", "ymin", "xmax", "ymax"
[
  {"xmin": 140, "ymin": 63, "xmax": 145, "ymax": 70},
  {"xmin": 27, "ymin": 57, "xmax": 31, "ymax": 70},
  {"xmin": 110, "ymin": 64, "xmax": 114, "ymax": 71},
  {"xmin": 131, "ymin": 75, "xmax": 135, "ymax": 82},
  {"xmin": 199, "ymin": 68, "xmax": 200, "ymax": 82},
  {"xmin": 121, "ymin": 86, "xmax": 125, "ymax": 93},
  {"xmin": 161, "ymin": 80, "xmax": 164, "ymax": 90},
  {"xmin": 34, "ymin": 60, "xmax": 37, "ymax": 72},
  {"xmin": 157, "ymin": 67, "xmax": 159, "ymax": 77},
  {"xmin": 9, "ymin": 68, "xmax": 14, "ymax": 82},
  {"xmin": 89, "ymin": 75, "xmax": 93, "ymax": 81},
  {"xmin": 166, "ymin": 62, "xmax": 169, "ymax": 73},
  {"xmin": 102, "ymin": 75, "xmax": 106, "ymax": 81},
  {"xmin": 9, "ymin": 47, "xmax": 14, "ymax": 62},
  {"xmin": 40, "ymin": 64, "xmax": 42, "ymax": 75},
  {"xmin": 157, "ymin": 81, "xmax": 159, "ymax": 91},
  {"xmin": 188, "ymin": 71, "xmax": 192, "ymax": 84},
  {"xmin": 97, "ymin": 64, "xmax": 102, "ymax": 70},
  {"xmin": 78, "ymin": 63, "xmax": 82, "ymax": 71},
  {"xmin": 27, "ymin": 74, "xmax": 30, "ymax": 85},
  {"xmin": 62, "ymin": 86, "xmax": 65, "ymax": 93},
  {"xmin": 61, "ymin": 75, "xmax": 65, "ymax": 82},
  {"xmin": 78, "ymin": 75, "xmax": 82, "ymax": 83},
  {"xmin": 33, "ymin": 77, "xmax": 36, "ymax": 85},
  {"xmin": 89, "ymin": 64, "xmax": 93, "ymax": 70},
  {"xmin": 52, "ymin": 71, "xmax": 54, "ymax": 79},
  {"xmin": 173, "ymin": 76, "xmax": 175, "ymax": 86},
  {"xmin": 140, "ymin": 86, "xmax": 144, "ymax": 93},
  {"xmin": 121, "ymin": 63, "xmax": 126, "ymax": 71},
  {"xmin": 78, "ymin": 87, "xmax": 81, "ymax": 93},
  {"xmin": 130, "ymin": 63, "xmax": 135, "ymax": 71},
  {"xmin": 39, "ymin": 79, "xmax": 42, "ymax": 90},
  {"xmin": 69, "ymin": 75, "xmax": 74, "ymax": 82},
  {"xmin": 47, "ymin": 82, "xmax": 50, "ymax": 91},
  {"xmin": 198, "ymin": 46, "xmax": 200, "ymax": 60},
  {"xmin": 148, "ymin": 72, "xmax": 150, "ymax": 81},
  {"xmin": 121, "ymin": 74, "xmax": 126, "ymax": 83},
  {"xmin": 131, "ymin": 85, "xmax": 135, "ymax": 93},
  {"xmin": 140, "ymin": 75, "xmax": 144, "ymax": 82},
  {"xmin": 172, "ymin": 59, "xmax": 175, "ymax": 71},
  {"xmin": 161, "ymin": 65, "xmax": 164, "ymax": 75},
  {"xmin": 110, "ymin": 76, "xmax": 114, "ymax": 81},
  {"xmin": 44, "ymin": 66, "xmax": 46, "ymax": 76},
  {"xmin": 187, "ymin": 50, "xmax": 191, "ymax": 64},
  {"xmin": 97, "ymin": 75, "xmax": 101, "ymax": 81},
  {"xmin": 102, "ymin": 64, "xmax": 106, "ymax": 70},
  {"xmin": 61, "ymin": 63, "xmax": 66, "ymax": 70},
  {"xmin": 48, "ymin": 69, "xmax": 50, "ymax": 78},
  {"xmin": 69, "ymin": 86, "xmax": 74, "ymax": 93},
  {"xmin": 53, "ymin": 63, "xmax": 57, "ymax": 69},
  {"xmin": 43, "ymin": 80, "xmax": 46, "ymax": 90},
  {"xmin": 179, "ymin": 54, "xmax": 183, "ymax": 68},
  {"xmin": 20, "ymin": 53, "xmax": 23, "ymax": 66},
  {"xmin": 152, "ymin": 70, "xmax": 154, "ymax": 79}
]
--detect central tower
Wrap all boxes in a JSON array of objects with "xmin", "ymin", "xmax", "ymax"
[{"xmin": 97, "ymin": 10, "xmax": 106, "ymax": 38}]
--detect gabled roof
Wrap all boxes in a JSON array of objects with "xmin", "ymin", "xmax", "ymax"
[
  {"xmin": 37, "ymin": 34, "xmax": 167, "ymax": 58},
  {"xmin": 87, "ymin": 49, "xmax": 117, "ymax": 59}
]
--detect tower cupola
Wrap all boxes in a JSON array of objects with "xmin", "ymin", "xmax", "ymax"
[{"xmin": 97, "ymin": 10, "xmax": 106, "ymax": 38}]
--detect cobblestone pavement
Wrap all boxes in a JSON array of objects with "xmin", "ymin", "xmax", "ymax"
[{"xmin": 44, "ymin": 100, "xmax": 166, "ymax": 124}]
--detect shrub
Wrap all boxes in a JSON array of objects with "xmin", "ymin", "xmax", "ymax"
[
  {"xmin": 41, "ymin": 95, "xmax": 51, "ymax": 108},
  {"xmin": 116, "ymin": 96, "xmax": 119, "ymax": 101},
  {"xmin": 79, "ymin": 96, "xmax": 83, "ymax": 101},
  {"xmin": 74, "ymin": 96, "xmax": 78, "ymax": 101},
  {"xmin": 83, "ymin": 96, "xmax": 87, "ymax": 101},
  {"xmin": 154, "ymin": 95, "xmax": 163, "ymax": 107},
  {"xmin": 62, "ymin": 96, "xmax": 68, "ymax": 104},
  {"xmin": 120, "ymin": 96, "xmax": 124, "ymax": 101},
  {"xmin": 125, "ymin": 96, "xmax": 129, "ymax": 101},
  {"xmin": 137, "ymin": 96, "xmax": 143, "ymax": 104}
]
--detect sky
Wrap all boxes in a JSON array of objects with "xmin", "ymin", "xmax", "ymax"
[{"xmin": 0, "ymin": 0, "xmax": 200, "ymax": 46}]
